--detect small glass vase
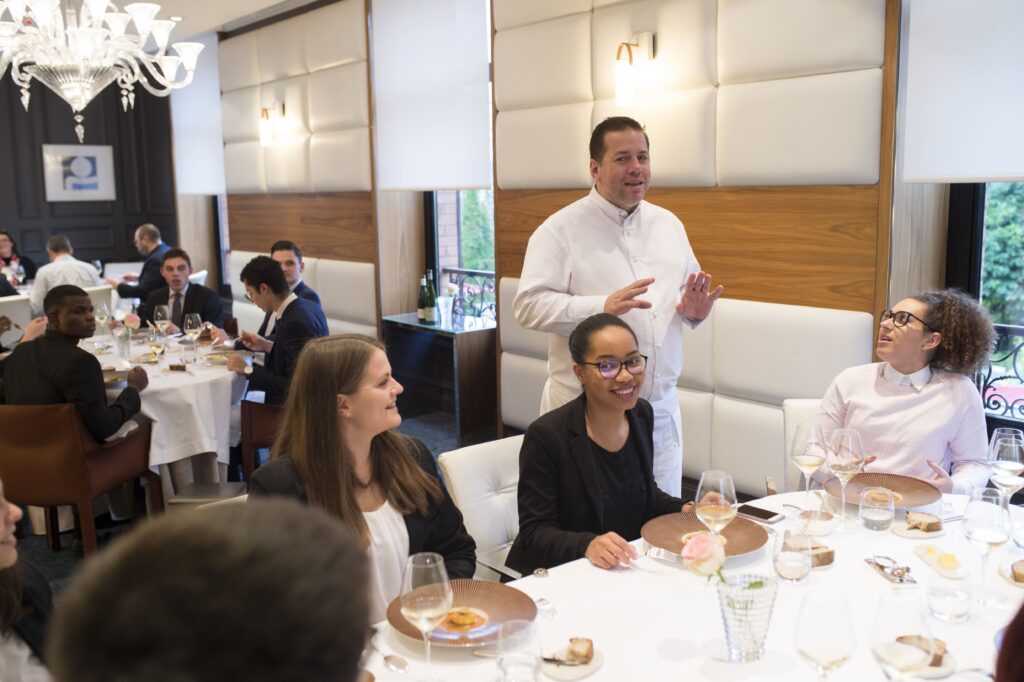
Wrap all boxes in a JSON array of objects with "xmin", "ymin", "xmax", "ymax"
[
  {"xmin": 717, "ymin": 573, "xmax": 778, "ymax": 662},
  {"xmin": 112, "ymin": 327, "xmax": 131, "ymax": 360}
]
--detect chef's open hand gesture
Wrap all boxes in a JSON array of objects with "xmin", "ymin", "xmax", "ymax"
[
  {"xmin": 604, "ymin": 277, "xmax": 655, "ymax": 315},
  {"xmin": 676, "ymin": 271, "xmax": 723, "ymax": 321}
]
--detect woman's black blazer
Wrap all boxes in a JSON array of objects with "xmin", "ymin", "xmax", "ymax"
[{"xmin": 505, "ymin": 394, "xmax": 683, "ymax": 575}]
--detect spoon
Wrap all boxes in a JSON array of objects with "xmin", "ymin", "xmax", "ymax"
[{"xmin": 367, "ymin": 630, "xmax": 408, "ymax": 674}]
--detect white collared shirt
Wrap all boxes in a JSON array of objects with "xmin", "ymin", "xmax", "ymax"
[
  {"xmin": 817, "ymin": 362, "xmax": 989, "ymax": 495},
  {"xmin": 30, "ymin": 254, "xmax": 102, "ymax": 315},
  {"xmin": 274, "ymin": 292, "xmax": 298, "ymax": 321},
  {"xmin": 167, "ymin": 283, "xmax": 189, "ymax": 305}
]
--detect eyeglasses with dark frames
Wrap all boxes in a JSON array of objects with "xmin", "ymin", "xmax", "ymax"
[
  {"xmin": 880, "ymin": 309, "xmax": 940, "ymax": 333},
  {"xmin": 578, "ymin": 355, "xmax": 648, "ymax": 379}
]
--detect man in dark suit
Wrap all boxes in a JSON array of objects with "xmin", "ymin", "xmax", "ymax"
[
  {"xmin": 227, "ymin": 256, "xmax": 327, "ymax": 405},
  {"xmin": 140, "ymin": 248, "xmax": 224, "ymax": 330},
  {"xmin": 1, "ymin": 285, "xmax": 148, "ymax": 442},
  {"xmin": 252, "ymin": 240, "xmax": 321, "ymax": 339},
  {"xmin": 105, "ymin": 223, "xmax": 171, "ymax": 302}
]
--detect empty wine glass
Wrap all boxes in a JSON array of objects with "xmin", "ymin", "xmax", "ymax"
[
  {"xmin": 400, "ymin": 553, "xmax": 453, "ymax": 682},
  {"xmin": 183, "ymin": 314, "xmax": 202, "ymax": 363},
  {"xmin": 695, "ymin": 470, "xmax": 738, "ymax": 536},
  {"xmin": 152, "ymin": 305, "xmax": 171, "ymax": 335},
  {"xmin": 828, "ymin": 429, "xmax": 864, "ymax": 529},
  {"xmin": 791, "ymin": 423, "xmax": 828, "ymax": 504},
  {"xmin": 794, "ymin": 590, "xmax": 856, "ymax": 680},
  {"xmin": 871, "ymin": 588, "xmax": 937, "ymax": 680},
  {"xmin": 990, "ymin": 438, "xmax": 1024, "ymax": 499},
  {"xmin": 962, "ymin": 488, "xmax": 1011, "ymax": 607}
]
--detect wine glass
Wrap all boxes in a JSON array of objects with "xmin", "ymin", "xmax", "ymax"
[
  {"xmin": 990, "ymin": 438, "xmax": 1024, "ymax": 499},
  {"xmin": 791, "ymin": 423, "xmax": 827, "ymax": 504},
  {"xmin": 827, "ymin": 429, "xmax": 864, "ymax": 529},
  {"xmin": 988, "ymin": 428, "xmax": 1024, "ymax": 459},
  {"xmin": 695, "ymin": 470, "xmax": 738, "ymax": 536},
  {"xmin": 962, "ymin": 488, "xmax": 1011, "ymax": 607},
  {"xmin": 152, "ymin": 305, "xmax": 171, "ymax": 335},
  {"xmin": 400, "ymin": 552, "xmax": 453, "ymax": 681},
  {"xmin": 147, "ymin": 329, "xmax": 167, "ymax": 369},
  {"xmin": 183, "ymin": 314, "xmax": 202, "ymax": 363},
  {"xmin": 94, "ymin": 302, "xmax": 110, "ymax": 338},
  {"xmin": 794, "ymin": 590, "xmax": 855, "ymax": 680},
  {"xmin": 870, "ymin": 588, "xmax": 937, "ymax": 680}
]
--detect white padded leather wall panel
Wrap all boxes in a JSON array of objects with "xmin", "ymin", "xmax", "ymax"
[
  {"xmin": 305, "ymin": 0, "xmax": 367, "ymax": 71},
  {"xmin": 261, "ymin": 76, "xmax": 310, "ymax": 139},
  {"xmin": 782, "ymin": 398, "xmax": 822, "ymax": 493},
  {"xmin": 678, "ymin": 304, "xmax": 714, "ymax": 392},
  {"xmin": 218, "ymin": 32, "xmax": 260, "ymax": 92},
  {"xmin": 712, "ymin": 395, "xmax": 784, "ymax": 497},
  {"xmin": 224, "ymin": 143, "xmax": 267, "ymax": 193},
  {"xmin": 717, "ymin": 68, "xmax": 882, "ymax": 185},
  {"xmin": 310, "ymin": 129, "xmax": 373, "ymax": 192},
  {"xmin": 496, "ymin": 103, "xmax": 594, "ymax": 190},
  {"xmin": 264, "ymin": 137, "xmax": 311, "ymax": 192},
  {"xmin": 718, "ymin": 0, "xmax": 885, "ymax": 85},
  {"xmin": 712, "ymin": 298, "xmax": 873, "ymax": 405},
  {"xmin": 327, "ymin": 319, "xmax": 378, "ymax": 339},
  {"xmin": 227, "ymin": 251, "xmax": 262, "ymax": 300},
  {"xmin": 308, "ymin": 63, "xmax": 369, "ymax": 132},
  {"xmin": 592, "ymin": 0, "xmax": 717, "ymax": 100},
  {"xmin": 494, "ymin": 14, "xmax": 593, "ymax": 111},
  {"xmin": 592, "ymin": 0, "xmax": 636, "ymax": 7},
  {"xmin": 300, "ymin": 257, "xmax": 319, "ymax": 291},
  {"xmin": 232, "ymin": 301, "xmax": 266, "ymax": 336},
  {"xmin": 493, "ymin": 0, "xmax": 591, "ymax": 31},
  {"xmin": 501, "ymin": 354, "xmax": 548, "ymax": 431},
  {"xmin": 498, "ymin": 278, "xmax": 548, "ymax": 359},
  {"xmin": 315, "ymin": 260, "xmax": 377, "ymax": 326},
  {"xmin": 220, "ymin": 87, "xmax": 260, "ymax": 144},
  {"xmin": 592, "ymin": 88, "xmax": 716, "ymax": 186},
  {"xmin": 257, "ymin": 18, "xmax": 307, "ymax": 83},
  {"xmin": 679, "ymin": 388, "xmax": 712, "ymax": 480}
]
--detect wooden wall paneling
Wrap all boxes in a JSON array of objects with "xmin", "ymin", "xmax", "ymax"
[
  {"xmin": 872, "ymin": 0, "xmax": 901, "ymax": 314},
  {"xmin": 226, "ymin": 193, "xmax": 377, "ymax": 262},
  {"xmin": 375, "ymin": 190, "xmax": 424, "ymax": 316}
]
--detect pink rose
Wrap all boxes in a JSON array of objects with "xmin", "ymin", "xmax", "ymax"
[
  {"xmin": 124, "ymin": 313, "xmax": 141, "ymax": 330},
  {"xmin": 681, "ymin": 531, "xmax": 726, "ymax": 578}
]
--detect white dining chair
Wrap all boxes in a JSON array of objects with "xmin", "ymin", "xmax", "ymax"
[
  {"xmin": 782, "ymin": 398, "xmax": 824, "ymax": 492},
  {"xmin": 188, "ymin": 269, "xmax": 208, "ymax": 286},
  {"xmin": 438, "ymin": 435, "xmax": 524, "ymax": 581},
  {"xmin": 82, "ymin": 284, "xmax": 114, "ymax": 317}
]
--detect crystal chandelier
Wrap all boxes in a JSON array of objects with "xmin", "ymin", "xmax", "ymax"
[{"xmin": 0, "ymin": 0, "xmax": 203, "ymax": 142}]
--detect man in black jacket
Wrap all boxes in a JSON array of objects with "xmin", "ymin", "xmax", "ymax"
[
  {"xmin": 106, "ymin": 223, "xmax": 171, "ymax": 302},
  {"xmin": 227, "ymin": 256, "xmax": 327, "ymax": 405},
  {"xmin": 140, "ymin": 248, "xmax": 224, "ymax": 330},
  {"xmin": 1, "ymin": 285, "xmax": 148, "ymax": 442}
]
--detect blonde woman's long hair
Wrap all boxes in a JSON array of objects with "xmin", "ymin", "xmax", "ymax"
[{"xmin": 271, "ymin": 334, "xmax": 442, "ymax": 544}]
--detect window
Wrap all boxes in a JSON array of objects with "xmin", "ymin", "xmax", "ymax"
[{"xmin": 429, "ymin": 189, "xmax": 495, "ymax": 318}]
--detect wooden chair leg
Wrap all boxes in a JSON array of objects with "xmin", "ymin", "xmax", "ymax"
[
  {"xmin": 77, "ymin": 501, "xmax": 98, "ymax": 557},
  {"xmin": 142, "ymin": 471, "xmax": 165, "ymax": 514},
  {"xmin": 241, "ymin": 443, "xmax": 254, "ymax": 484},
  {"xmin": 44, "ymin": 507, "xmax": 61, "ymax": 552}
]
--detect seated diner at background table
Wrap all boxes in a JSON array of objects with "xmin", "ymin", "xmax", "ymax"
[
  {"xmin": 506, "ymin": 313, "xmax": 685, "ymax": 576},
  {"xmin": 0, "ymin": 316, "xmax": 46, "ymax": 360},
  {"xmin": 139, "ymin": 248, "xmax": 224, "ymax": 331},
  {"xmin": 0, "ymin": 285, "xmax": 148, "ymax": 442},
  {"xmin": 0, "ymin": 475, "xmax": 54, "ymax": 682},
  {"xmin": 0, "ymin": 231, "xmax": 37, "ymax": 282},
  {"xmin": 29, "ymin": 235, "xmax": 102, "ymax": 317},
  {"xmin": 816, "ymin": 288, "xmax": 995, "ymax": 494},
  {"xmin": 249, "ymin": 334, "xmax": 476, "ymax": 621},
  {"xmin": 105, "ymin": 223, "xmax": 171, "ymax": 304},
  {"xmin": 46, "ymin": 498, "xmax": 369, "ymax": 682}
]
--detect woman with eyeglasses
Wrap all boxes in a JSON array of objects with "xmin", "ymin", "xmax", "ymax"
[
  {"xmin": 506, "ymin": 313, "xmax": 684, "ymax": 575},
  {"xmin": 816, "ymin": 289, "xmax": 995, "ymax": 493}
]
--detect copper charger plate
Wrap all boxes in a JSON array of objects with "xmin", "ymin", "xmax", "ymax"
[
  {"xmin": 386, "ymin": 579, "xmax": 537, "ymax": 648},
  {"xmin": 824, "ymin": 472, "xmax": 941, "ymax": 509},
  {"xmin": 641, "ymin": 511, "xmax": 769, "ymax": 558}
]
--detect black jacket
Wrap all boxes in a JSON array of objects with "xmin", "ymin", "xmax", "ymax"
[
  {"xmin": 141, "ymin": 283, "xmax": 225, "ymax": 328},
  {"xmin": 505, "ymin": 395, "xmax": 683, "ymax": 575},
  {"xmin": 10, "ymin": 560, "xmax": 53, "ymax": 662},
  {"xmin": 3, "ymin": 255, "xmax": 37, "ymax": 281},
  {"xmin": 249, "ymin": 437, "xmax": 477, "ymax": 580},
  {"xmin": 116, "ymin": 243, "xmax": 171, "ymax": 301},
  {"xmin": 247, "ymin": 297, "xmax": 328, "ymax": 405},
  {"xmin": 254, "ymin": 280, "xmax": 321, "ymax": 339},
  {"xmin": 0, "ymin": 330, "xmax": 140, "ymax": 442}
]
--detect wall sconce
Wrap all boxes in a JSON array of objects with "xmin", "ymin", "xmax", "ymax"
[
  {"xmin": 615, "ymin": 31, "xmax": 655, "ymax": 107},
  {"xmin": 259, "ymin": 101, "xmax": 286, "ymax": 147}
]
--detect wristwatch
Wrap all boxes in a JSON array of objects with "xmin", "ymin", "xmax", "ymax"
[{"xmin": 243, "ymin": 365, "xmax": 253, "ymax": 376}]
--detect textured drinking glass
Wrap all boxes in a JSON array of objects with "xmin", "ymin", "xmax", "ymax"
[
  {"xmin": 859, "ymin": 487, "xmax": 895, "ymax": 532},
  {"xmin": 717, "ymin": 574, "xmax": 778, "ymax": 662},
  {"xmin": 497, "ymin": 619, "xmax": 541, "ymax": 682},
  {"xmin": 112, "ymin": 325, "xmax": 130, "ymax": 359}
]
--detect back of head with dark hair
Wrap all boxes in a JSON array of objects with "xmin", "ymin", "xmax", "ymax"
[
  {"xmin": 161, "ymin": 248, "xmax": 192, "ymax": 269},
  {"xmin": 47, "ymin": 498, "xmax": 370, "ymax": 682},
  {"xmin": 270, "ymin": 240, "xmax": 303, "ymax": 263},
  {"xmin": 43, "ymin": 284, "xmax": 88, "ymax": 316},
  {"xmin": 589, "ymin": 116, "xmax": 649, "ymax": 162},
  {"xmin": 568, "ymin": 313, "xmax": 639, "ymax": 363},
  {"xmin": 240, "ymin": 255, "xmax": 288, "ymax": 296},
  {"xmin": 911, "ymin": 288, "xmax": 995, "ymax": 375},
  {"xmin": 46, "ymin": 235, "xmax": 72, "ymax": 254}
]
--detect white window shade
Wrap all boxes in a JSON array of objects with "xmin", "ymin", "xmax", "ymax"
[
  {"xmin": 902, "ymin": 0, "xmax": 1024, "ymax": 183},
  {"xmin": 371, "ymin": 0, "xmax": 492, "ymax": 190}
]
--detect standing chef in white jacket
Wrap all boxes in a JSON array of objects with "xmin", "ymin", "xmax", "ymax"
[{"xmin": 513, "ymin": 117, "xmax": 722, "ymax": 496}]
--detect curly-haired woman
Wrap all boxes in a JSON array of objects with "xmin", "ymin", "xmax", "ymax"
[{"xmin": 816, "ymin": 289, "xmax": 996, "ymax": 494}]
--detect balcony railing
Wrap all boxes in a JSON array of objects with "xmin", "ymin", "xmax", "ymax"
[
  {"xmin": 441, "ymin": 267, "xmax": 496, "ymax": 320},
  {"xmin": 977, "ymin": 323, "xmax": 1024, "ymax": 422}
]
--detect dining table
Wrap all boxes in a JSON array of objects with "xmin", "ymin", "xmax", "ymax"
[{"xmin": 366, "ymin": 491, "xmax": 1023, "ymax": 681}]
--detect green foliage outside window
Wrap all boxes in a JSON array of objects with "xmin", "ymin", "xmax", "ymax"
[
  {"xmin": 983, "ymin": 182, "xmax": 1024, "ymax": 326},
  {"xmin": 459, "ymin": 189, "xmax": 494, "ymax": 272}
]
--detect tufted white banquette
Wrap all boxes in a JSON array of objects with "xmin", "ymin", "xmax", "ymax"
[
  {"xmin": 498, "ymin": 277, "xmax": 874, "ymax": 497},
  {"xmin": 227, "ymin": 250, "xmax": 378, "ymax": 339}
]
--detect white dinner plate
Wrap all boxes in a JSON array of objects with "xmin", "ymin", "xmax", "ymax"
[
  {"xmin": 997, "ymin": 560, "xmax": 1024, "ymax": 589},
  {"xmin": 542, "ymin": 649, "xmax": 604, "ymax": 681},
  {"xmin": 892, "ymin": 520, "xmax": 946, "ymax": 539}
]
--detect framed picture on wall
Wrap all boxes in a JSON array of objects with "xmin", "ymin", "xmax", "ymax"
[{"xmin": 41, "ymin": 144, "xmax": 116, "ymax": 202}]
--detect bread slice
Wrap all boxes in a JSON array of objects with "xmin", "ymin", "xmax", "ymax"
[
  {"xmin": 567, "ymin": 638, "xmax": 594, "ymax": 665},
  {"xmin": 1012, "ymin": 559, "xmax": 1024, "ymax": 583},
  {"xmin": 783, "ymin": 532, "xmax": 834, "ymax": 567},
  {"xmin": 905, "ymin": 511, "xmax": 942, "ymax": 533},
  {"xmin": 895, "ymin": 635, "xmax": 946, "ymax": 667}
]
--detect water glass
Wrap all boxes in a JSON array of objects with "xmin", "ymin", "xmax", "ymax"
[
  {"xmin": 926, "ymin": 574, "xmax": 971, "ymax": 623},
  {"xmin": 112, "ymin": 325, "xmax": 131, "ymax": 359},
  {"xmin": 774, "ymin": 532, "xmax": 812, "ymax": 583},
  {"xmin": 717, "ymin": 574, "xmax": 778, "ymax": 662},
  {"xmin": 497, "ymin": 619, "xmax": 541, "ymax": 682},
  {"xmin": 859, "ymin": 487, "xmax": 895, "ymax": 532}
]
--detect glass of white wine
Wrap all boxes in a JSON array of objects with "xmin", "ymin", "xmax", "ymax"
[
  {"xmin": 871, "ymin": 589, "xmax": 937, "ymax": 680},
  {"xmin": 828, "ymin": 429, "xmax": 864, "ymax": 529},
  {"xmin": 794, "ymin": 590, "xmax": 855, "ymax": 680},
  {"xmin": 152, "ymin": 305, "xmax": 171, "ymax": 335},
  {"xmin": 695, "ymin": 470, "xmax": 738, "ymax": 536},
  {"xmin": 791, "ymin": 423, "xmax": 827, "ymax": 504},
  {"xmin": 400, "ymin": 552, "xmax": 453, "ymax": 682},
  {"xmin": 147, "ymin": 330, "xmax": 167, "ymax": 369},
  {"xmin": 183, "ymin": 314, "xmax": 202, "ymax": 364},
  {"xmin": 94, "ymin": 302, "xmax": 110, "ymax": 338},
  {"xmin": 990, "ymin": 437, "xmax": 1024, "ymax": 499},
  {"xmin": 988, "ymin": 428, "xmax": 1024, "ymax": 458},
  {"xmin": 962, "ymin": 488, "xmax": 1011, "ymax": 607}
]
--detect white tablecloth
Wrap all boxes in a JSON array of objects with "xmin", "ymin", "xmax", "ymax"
[{"xmin": 367, "ymin": 492, "xmax": 1023, "ymax": 681}]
